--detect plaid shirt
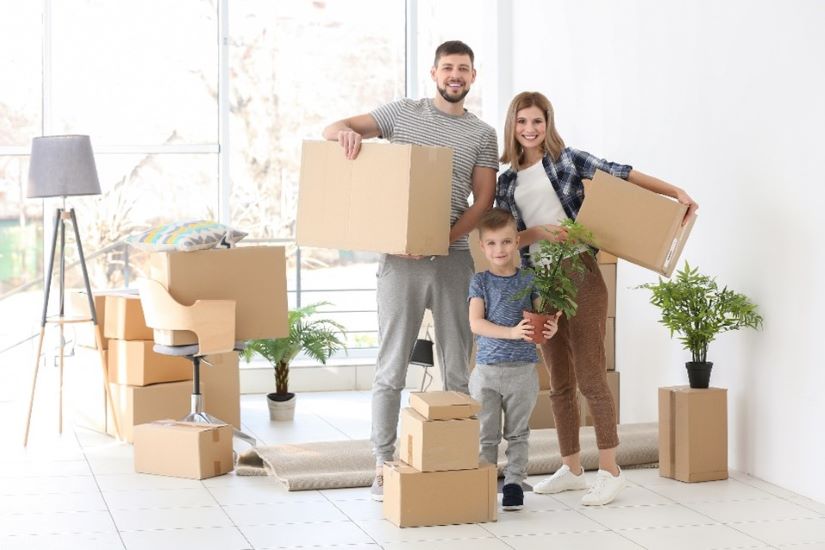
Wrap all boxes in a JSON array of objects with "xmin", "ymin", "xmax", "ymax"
[{"xmin": 496, "ymin": 148, "xmax": 632, "ymax": 266}]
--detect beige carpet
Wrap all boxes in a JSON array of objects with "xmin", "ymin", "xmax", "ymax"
[{"xmin": 236, "ymin": 422, "xmax": 658, "ymax": 491}]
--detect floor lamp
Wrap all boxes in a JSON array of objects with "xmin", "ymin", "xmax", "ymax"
[{"xmin": 23, "ymin": 135, "xmax": 121, "ymax": 446}]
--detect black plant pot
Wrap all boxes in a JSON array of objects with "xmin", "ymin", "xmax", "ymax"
[{"xmin": 686, "ymin": 361, "xmax": 713, "ymax": 389}]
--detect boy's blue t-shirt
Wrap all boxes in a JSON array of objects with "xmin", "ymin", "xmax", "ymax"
[{"xmin": 468, "ymin": 269, "xmax": 539, "ymax": 365}]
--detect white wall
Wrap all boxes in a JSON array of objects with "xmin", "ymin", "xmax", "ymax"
[{"xmin": 509, "ymin": 0, "xmax": 825, "ymax": 502}]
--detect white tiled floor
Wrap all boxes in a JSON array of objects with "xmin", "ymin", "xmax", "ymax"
[{"xmin": 2, "ymin": 369, "xmax": 824, "ymax": 549}]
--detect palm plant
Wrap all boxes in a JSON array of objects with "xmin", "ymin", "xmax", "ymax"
[{"xmin": 241, "ymin": 302, "xmax": 346, "ymax": 398}]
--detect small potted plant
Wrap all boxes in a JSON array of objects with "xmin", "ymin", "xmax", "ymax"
[
  {"xmin": 241, "ymin": 302, "xmax": 346, "ymax": 421},
  {"xmin": 638, "ymin": 262, "xmax": 763, "ymax": 388},
  {"xmin": 519, "ymin": 219, "xmax": 595, "ymax": 343}
]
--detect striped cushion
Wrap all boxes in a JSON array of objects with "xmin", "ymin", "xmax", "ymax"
[{"xmin": 128, "ymin": 220, "xmax": 247, "ymax": 252}]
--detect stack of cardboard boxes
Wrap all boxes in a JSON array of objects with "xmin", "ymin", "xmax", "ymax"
[{"xmin": 383, "ymin": 391, "xmax": 497, "ymax": 527}]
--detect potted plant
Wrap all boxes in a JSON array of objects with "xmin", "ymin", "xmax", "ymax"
[
  {"xmin": 519, "ymin": 219, "xmax": 595, "ymax": 343},
  {"xmin": 638, "ymin": 262, "xmax": 763, "ymax": 388},
  {"xmin": 241, "ymin": 302, "xmax": 346, "ymax": 421}
]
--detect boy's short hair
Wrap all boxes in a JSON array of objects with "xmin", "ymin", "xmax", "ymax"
[
  {"xmin": 477, "ymin": 208, "xmax": 517, "ymax": 237},
  {"xmin": 433, "ymin": 40, "xmax": 475, "ymax": 67}
]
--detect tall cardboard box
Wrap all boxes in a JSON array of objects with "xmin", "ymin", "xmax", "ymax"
[
  {"xmin": 66, "ymin": 290, "xmax": 109, "ymax": 349},
  {"xmin": 297, "ymin": 141, "xmax": 453, "ymax": 256},
  {"xmin": 399, "ymin": 407, "xmax": 479, "ymax": 472},
  {"xmin": 134, "ymin": 421, "xmax": 233, "ymax": 479},
  {"xmin": 577, "ymin": 170, "xmax": 695, "ymax": 277},
  {"xmin": 383, "ymin": 462, "xmax": 497, "ymax": 527},
  {"xmin": 659, "ymin": 386, "xmax": 728, "ymax": 482},
  {"xmin": 104, "ymin": 292, "xmax": 154, "ymax": 341},
  {"xmin": 107, "ymin": 340, "xmax": 192, "ymax": 386},
  {"xmin": 199, "ymin": 351, "xmax": 242, "ymax": 429},
  {"xmin": 148, "ymin": 246, "xmax": 288, "ymax": 346},
  {"xmin": 409, "ymin": 391, "xmax": 480, "ymax": 420}
]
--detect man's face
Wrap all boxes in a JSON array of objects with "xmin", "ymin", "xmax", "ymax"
[{"xmin": 430, "ymin": 53, "xmax": 476, "ymax": 104}]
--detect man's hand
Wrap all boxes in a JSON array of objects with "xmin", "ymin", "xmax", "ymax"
[
  {"xmin": 337, "ymin": 129, "xmax": 362, "ymax": 160},
  {"xmin": 510, "ymin": 319, "xmax": 535, "ymax": 341}
]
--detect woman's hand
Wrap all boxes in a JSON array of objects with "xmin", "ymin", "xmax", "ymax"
[
  {"xmin": 543, "ymin": 311, "xmax": 562, "ymax": 339},
  {"xmin": 510, "ymin": 319, "xmax": 535, "ymax": 341},
  {"xmin": 537, "ymin": 224, "xmax": 567, "ymax": 243},
  {"xmin": 675, "ymin": 189, "xmax": 699, "ymax": 225}
]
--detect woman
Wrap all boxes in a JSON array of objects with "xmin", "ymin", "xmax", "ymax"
[{"xmin": 496, "ymin": 91, "xmax": 697, "ymax": 506}]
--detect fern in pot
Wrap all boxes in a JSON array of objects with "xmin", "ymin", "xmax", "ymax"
[
  {"xmin": 241, "ymin": 302, "xmax": 346, "ymax": 421},
  {"xmin": 638, "ymin": 262, "xmax": 763, "ymax": 388}
]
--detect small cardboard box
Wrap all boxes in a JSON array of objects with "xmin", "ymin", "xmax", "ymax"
[
  {"xmin": 66, "ymin": 290, "xmax": 109, "ymax": 349},
  {"xmin": 577, "ymin": 170, "xmax": 695, "ymax": 277},
  {"xmin": 409, "ymin": 391, "xmax": 480, "ymax": 420},
  {"xmin": 134, "ymin": 421, "xmax": 233, "ymax": 479},
  {"xmin": 605, "ymin": 317, "xmax": 615, "ymax": 371},
  {"xmin": 297, "ymin": 141, "xmax": 453, "ymax": 256},
  {"xmin": 107, "ymin": 339, "xmax": 192, "ymax": 386},
  {"xmin": 399, "ymin": 407, "xmax": 479, "ymax": 472},
  {"xmin": 104, "ymin": 292, "xmax": 153, "ymax": 341},
  {"xmin": 582, "ymin": 371, "xmax": 620, "ymax": 425},
  {"xmin": 659, "ymin": 386, "xmax": 728, "ymax": 482},
  {"xmin": 383, "ymin": 462, "xmax": 497, "ymax": 527},
  {"xmin": 148, "ymin": 246, "xmax": 288, "ymax": 346}
]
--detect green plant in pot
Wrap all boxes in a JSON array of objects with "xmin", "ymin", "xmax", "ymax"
[
  {"xmin": 638, "ymin": 262, "xmax": 763, "ymax": 388},
  {"xmin": 518, "ymin": 219, "xmax": 595, "ymax": 344},
  {"xmin": 241, "ymin": 302, "xmax": 346, "ymax": 421}
]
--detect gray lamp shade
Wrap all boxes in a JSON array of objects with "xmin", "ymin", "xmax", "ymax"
[{"xmin": 26, "ymin": 135, "xmax": 101, "ymax": 199}]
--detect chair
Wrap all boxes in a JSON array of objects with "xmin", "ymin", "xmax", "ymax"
[{"xmin": 137, "ymin": 278, "xmax": 255, "ymax": 447}]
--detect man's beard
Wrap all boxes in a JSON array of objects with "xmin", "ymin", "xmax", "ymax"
[{"xmin": 437, "ymin": 83, "xmax": 470, "ymax": 104}]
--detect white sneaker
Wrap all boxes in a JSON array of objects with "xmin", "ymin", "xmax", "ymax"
[
  {"xmin": 581, "ymin": 468, "xmax": 625, "ymax": 506},
  {"xmin": 533, "ymin": 464, "xmax": 589, "ymax": 494}
]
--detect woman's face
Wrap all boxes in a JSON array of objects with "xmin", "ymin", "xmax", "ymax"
[{"xmin": 514, "ymin": 105, "xmax": 546, "ymax": 152}]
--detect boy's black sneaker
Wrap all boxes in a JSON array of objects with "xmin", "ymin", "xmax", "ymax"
[{"xmin": 502, "ymin": 483, "xmax": 524, "ymax": 511}]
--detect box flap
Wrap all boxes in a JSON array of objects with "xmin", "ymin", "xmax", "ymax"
[{"xmin": 409, "ymin": 391, "xmax": 481, "ymax": 420}]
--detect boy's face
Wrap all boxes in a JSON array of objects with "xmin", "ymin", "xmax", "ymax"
[{"xmin": 479, "ymin": 225, "xmax": 519, "ymax": 268}]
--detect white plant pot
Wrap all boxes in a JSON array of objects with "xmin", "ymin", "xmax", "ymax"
[{"xmin": 266, "ymin": 393, "xmax": 296, "ymax": 421}]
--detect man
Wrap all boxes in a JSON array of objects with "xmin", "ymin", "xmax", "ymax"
[{"xmin": 323, "ymin": 40, "xmax": 498, "ymax": 501}]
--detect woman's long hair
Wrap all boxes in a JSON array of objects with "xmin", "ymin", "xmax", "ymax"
[{"xmin": 500, "ymin": 91, "xmax": 565, "ymax": 172}]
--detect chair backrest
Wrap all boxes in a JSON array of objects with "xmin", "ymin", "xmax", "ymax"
[{"xmin": 137, "ymin": 278, "xmax": 236, "ymax": 356}]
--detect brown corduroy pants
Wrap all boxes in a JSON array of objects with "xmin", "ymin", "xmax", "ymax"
[{"xmin": 539, "ymin": 252, "xmax": 619, "ymax": 457}]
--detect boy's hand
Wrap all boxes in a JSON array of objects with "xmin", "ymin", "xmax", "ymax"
[
  {"xmin": 510, "ymin": 319, "xmax": 535, "ymax": 341},
  {"xmin": 543, "ymin": 311, "xmax": 562, "ymax": 339}
]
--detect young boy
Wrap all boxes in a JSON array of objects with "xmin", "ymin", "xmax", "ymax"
[{"xmin": 468, "ymin": 208, "xmax": 560, "ymax": 510}]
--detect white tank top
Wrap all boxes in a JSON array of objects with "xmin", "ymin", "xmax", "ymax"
[{"xmin": 513, "ymin": 160, "xmax": 569, "ymax": 258}]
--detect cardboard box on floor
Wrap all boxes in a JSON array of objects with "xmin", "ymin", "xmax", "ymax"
[
  {"xmin": 148, "ymin": 246, "xmax": 288, "ymax": 346},
  {"xmin": 134, "ymin": 421, "xmax": 233, "ymax": 479},
  {"xmin": 107, "ymin": 352, "xmax": 241, "ymax": 442},
  {"xmin": 399, "ymin": 407, "xmax": 479, "ymax": 472},
  {"xmin": 383, "ymin": 462, "xmax": 497, "ymax": 527},
  {"xmin": 104, "ymin": 291, "xmax": 154, "ymax": 341},
  {"xmin": 659, "ymin": 386, "xmax": 728, "ymax": 482},
  {"xmin": 107, "ymin": 339, "xmax": 192, "ymax": 386},
  {"xmin": 66, "ymin": 290, "xmax": 109, "ymax": 349},
  {"xmin": 409, "ymin": 391, "xmax": 480, "ymax": 420},
  {"xmin": 297, "ymin": 140, "xmax": 453, "ymax": 256},
  {"xmin": 577, "ymin": 170, "xmax": 695, "ymax": 277}
]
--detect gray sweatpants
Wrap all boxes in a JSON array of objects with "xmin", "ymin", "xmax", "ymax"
[
  {"xmin": 372, "ymin": 250, "xmax": 475, "ymax": 465},
  {"xmin": 469, "ymin": 362, "xmax": 539, "ymax": 486}
]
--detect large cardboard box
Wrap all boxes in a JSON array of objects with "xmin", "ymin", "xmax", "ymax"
[
  {"xmin": 297, "ymin": 141, "xmax": 453, "ymax": 256},
  {"xmin": 107, "ymin": 339, "xmax": 192, "ymax": 386},
  {"xmin": 399, "ymin": 407, "xmax": 479, "ymax": 472},
  {"xmin": 659, "ymin": 386, "xmax": 728, "ymax": 482},
  {"xmin": 577, "ymin": 170, "xmax": 695, "ymax": 277},
  {"xmin": 148, "ymin": 246, "xmax": 288, "ymax": 346},
  {"xmin": 134, "ymin": 421, "xmax": 233, "ymax": 479},
  {"xmin": 66, "ymin": 290, "xmax": 109, "ymax": 349},
  {"xmin": 107, "ymin": 380, "xmax": 191, "ymax": 442},
  {"xmin": 104, "ymin": 292, "xmax": 153, "ymax": 341},
  {"xmin": 583, "ymin": 371, "xmax": 620, "ymax": 425},
  {"xmin": 199, "ymin": 352, "xmax": 241, "ymax": 429},
  {"xmin": 383, "ymin": 462, "xmax": 497, "ymax": 527},
  {"xmin": 409, "ymin": 391, "xmax": 480, "ymax": 420}
]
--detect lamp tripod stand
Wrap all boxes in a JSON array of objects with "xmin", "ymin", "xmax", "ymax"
[{"xmin": 23, "ymin": 134, "xmax": 121, "ymax": 446}]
